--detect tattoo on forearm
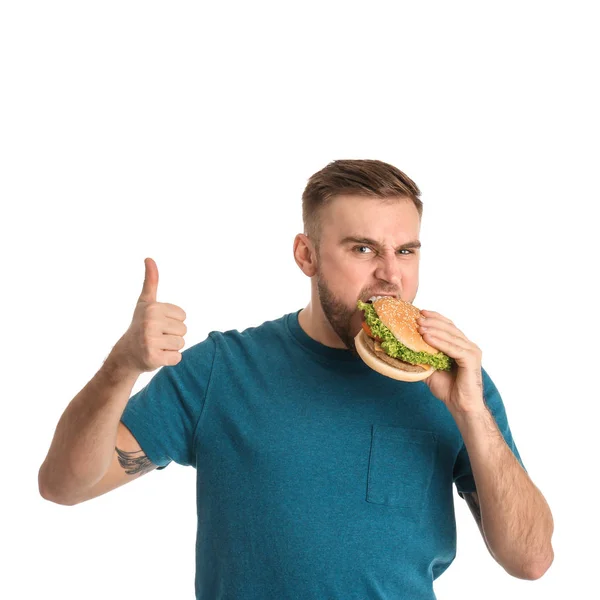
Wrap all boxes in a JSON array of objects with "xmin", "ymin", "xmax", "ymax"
[{"xmin": 116, "ymin": 447, "xmax": 155, "ymax": 476}]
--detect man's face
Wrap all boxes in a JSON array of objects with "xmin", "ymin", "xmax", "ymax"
[{"xmin": 313, "ymin": 195, "xmax": 421, "ymax": 353}]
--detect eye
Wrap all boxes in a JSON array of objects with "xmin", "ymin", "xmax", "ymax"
[{"xmin": 352, "ymin": 246, "xmax": 416, "ymax": 255}]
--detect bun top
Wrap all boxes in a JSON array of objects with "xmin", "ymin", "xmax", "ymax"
[{"xmin": 372, "ymin": 296, "xmax": 439, "ymax": 354}]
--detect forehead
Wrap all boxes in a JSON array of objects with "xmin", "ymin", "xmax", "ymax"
[{"xmin": 321, "ymin": 194, "xmax": 421, "ymax": 241}]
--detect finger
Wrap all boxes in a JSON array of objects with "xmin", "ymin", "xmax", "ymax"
[
  {"xmin": 158, "ymin": 334, "xmax": 185, "ymax": 351},
  {"xmin": 418, "ymin": 316, "xmax": 468, "ymax": 341},
  {"xmin": 420, "ymin": 309, "xmax": 452, "ymax": 324},
  {"xmin": 162, "ymin": 318, "xmax": 187, "ymax": 336},
  {"xmin": 420, "ymin": 326, "xmax": 472, "ymax": 351},
  {"xmin": 139, "ymin": 258, "xmax": 159, "ymax": 303},
  {"xmin": 160, "ymin": 303, "xmax": 187, "ymax": 321},
  {"xmin": 421, "ymin": 330, "xmax": 478, "ymax": 364}
]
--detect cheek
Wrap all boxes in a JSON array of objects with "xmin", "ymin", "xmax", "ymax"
[
  {"xmin": 320, "ymin": 252, "xmax": 354, "ymax": 280},
  {"xmin": 404, "ymin": 267, "xmax": 418, "ymax": 282},
  {"xmin": 331, "ymin": 265, "xmax": 364, "ymax": 295},
  {"xmin": 319, "ymin": 252, "xmax": 371, "ymax": 298}
]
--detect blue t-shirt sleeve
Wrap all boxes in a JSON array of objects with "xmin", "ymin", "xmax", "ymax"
[
  {"xmin": 120, "ymin": 333, "xmax": 217, "ymax": 469},
  {"xmin": 453, "ymin": 366, "xmax": 526, "ymax": 496}
]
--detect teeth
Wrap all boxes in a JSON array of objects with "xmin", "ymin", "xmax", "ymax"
[{"xmin": 368, "ymin": 295, "xmax": 394, "ymax": 302}]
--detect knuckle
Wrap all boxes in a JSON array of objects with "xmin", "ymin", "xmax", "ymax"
[
  {"xmin": 142, "ymin": 316, "xmax": 154, "ymax": 330},
  {"xmin": 141, "ymin": 331, "xmax": 152, "ymax": 348},
  {"xmin": 146, "ymin": 302, "xmax": 159, "ymax": 316}
]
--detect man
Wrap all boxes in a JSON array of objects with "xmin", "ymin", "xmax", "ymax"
[{"xmin": 39, "ymin": 159, "xmax": 554, "ymax": 599}]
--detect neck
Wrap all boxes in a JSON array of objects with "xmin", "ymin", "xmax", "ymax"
[{"xmin": 298, "ymin": 302, "xmax": 348, "ymax": 349}]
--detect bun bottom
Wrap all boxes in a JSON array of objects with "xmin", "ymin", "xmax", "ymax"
[{"xmin": 354, "ymin": 330, "xmax": 435, "ymax": 382}]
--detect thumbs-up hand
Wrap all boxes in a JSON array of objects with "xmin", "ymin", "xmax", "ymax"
[{"xmin": 115, "ymin": 258, "xmax": 188, "ymax": 374}]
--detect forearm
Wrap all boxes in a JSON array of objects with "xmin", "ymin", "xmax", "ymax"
[
  {"xmin": 453, "ymin": 406, "xmax": 554, "ymax": 579},
  {"xmin": 38, "ymin": 342, "xmax": 141, "ymax": 502}
]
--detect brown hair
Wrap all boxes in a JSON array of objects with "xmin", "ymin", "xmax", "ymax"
[{"xmin": 302, "ymin": 159, "xmax": 423, "ymax": 253}]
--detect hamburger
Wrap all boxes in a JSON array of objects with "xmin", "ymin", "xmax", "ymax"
[{"xmin": 355, "ymin": 296, "xmax": 455, "ymax": 382}]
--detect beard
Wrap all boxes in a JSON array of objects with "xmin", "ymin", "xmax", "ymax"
[{"xmin": 316, "ymin": 271, "xmax": 361, "ymax": 356}]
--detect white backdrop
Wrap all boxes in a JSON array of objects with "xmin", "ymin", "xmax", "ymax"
[{"xmin": 2, "ymin": 1, "xmax": 598, "ymax": 598}]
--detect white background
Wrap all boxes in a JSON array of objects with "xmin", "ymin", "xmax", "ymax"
[{"xmin": 2, "ymin": 1, "xmax": 598, "ymax": 598}]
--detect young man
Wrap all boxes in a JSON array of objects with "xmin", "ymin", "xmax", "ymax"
[{"xmin": 39, "ymin": 159, "xmax": 554, "ymax": 599}]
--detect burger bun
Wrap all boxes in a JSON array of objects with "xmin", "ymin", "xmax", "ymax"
[{"xmin": 354, "ymin": 329, "xmax": 435, "ymax": 383}]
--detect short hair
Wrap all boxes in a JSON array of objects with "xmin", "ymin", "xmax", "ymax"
[{"xmin": 302, "ymin": 159, "xmax": 423, "ymax": 253}]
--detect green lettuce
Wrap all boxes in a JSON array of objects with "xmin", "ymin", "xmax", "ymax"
[{"xmin": 357, "ymin": 300, "xmax": 454, "ymax": 371}]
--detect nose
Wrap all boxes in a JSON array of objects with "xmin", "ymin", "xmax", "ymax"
[{"xmin": 374, "ymin": 251, "xmax": 402, "ymax": 288}]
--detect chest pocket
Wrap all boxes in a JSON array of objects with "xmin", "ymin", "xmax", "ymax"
[{"xmin": 366, "ymin": 425, "xmax": 438, "ymax": 510}]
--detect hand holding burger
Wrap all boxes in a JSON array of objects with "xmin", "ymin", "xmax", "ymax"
[
  {"xmin": 355, "ymin": 296, "xmax": 486, "ymax": 413},
  {"xmin": 355, "ymin": 296, "xmax": 454, "ymax": 382}
]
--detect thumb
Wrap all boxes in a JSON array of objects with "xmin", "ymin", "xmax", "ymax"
[{"xmin": 139, "ymin": 257, "xmax": 159, "ymax": 303}]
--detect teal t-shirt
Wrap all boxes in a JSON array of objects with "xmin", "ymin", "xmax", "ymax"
[{"xmin": 121, "ymin": 309, "xmax": 525, "ymax": 600}]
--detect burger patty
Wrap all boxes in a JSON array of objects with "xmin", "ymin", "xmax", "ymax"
[{"xmin": 363, "ymin": 334, "xmax": 427, "ymax": 372}]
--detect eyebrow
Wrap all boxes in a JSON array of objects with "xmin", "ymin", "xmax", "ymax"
[{"xmin": 340, "ymin": 236, "xmax": 422, "ymax": 251}]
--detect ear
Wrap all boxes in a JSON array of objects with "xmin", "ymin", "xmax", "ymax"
[{"xmin": 293, "ymin": 233, "xmax": 318, "ymax": 277}]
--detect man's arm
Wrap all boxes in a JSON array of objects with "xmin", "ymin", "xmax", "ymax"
[
  {"xmin": 39, "ymin": 257, "xmax": 187, "ymax": 505},
  {"xmin": 46, "ymin": 420, "xmax": 159, "ymax": 505},
  {"xmin": 454, "ymin": 407, "xmax": 554, "ymax": 580},
  {"xmin": 462, "ymin": 490, "xmax": 508, "ymax": 564},
  {"xmin": 414, "ymin": 309, "xmax": 554, "ymax": 578},
  {"xmin": 38, "ymin": 343, "xmax": 147, "ymax": 505},
  {"xmin": 462, "ymin": 491, "xmax": 488, "ymax": 548}
]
